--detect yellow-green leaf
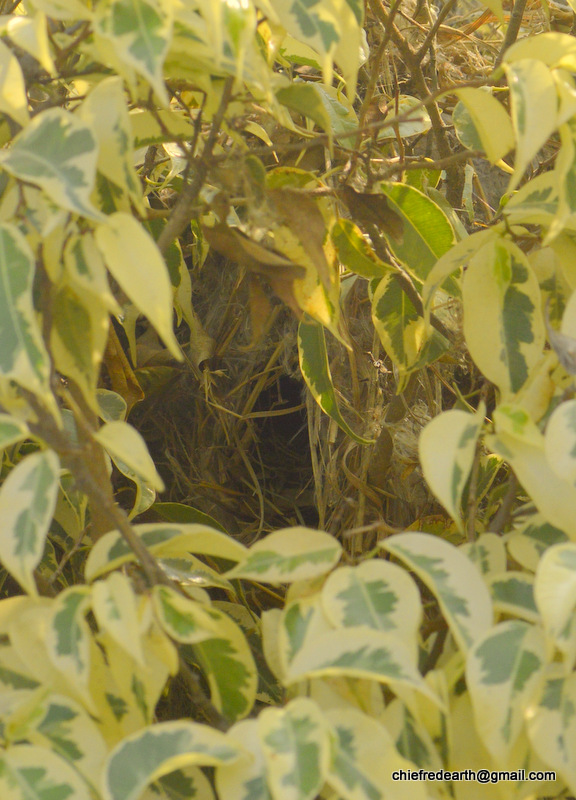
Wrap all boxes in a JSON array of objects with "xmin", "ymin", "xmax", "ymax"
[
  {"xmin": 0, "ymin": 451, "xmax": 60, "ymax": 596},
  {"xmin": 535, "ymin": 543, "xmax": 576, "ymax": 665},
  {"xmin": 462, "ymin": 237, "xmax": 544, "ymax": 395},
  {"xmin": 419, "ymin": 403, "xmax": 485, "ymax": 530},
  {"xmin": 226, "ymin": 527, "xmax": 342, "ymax": 584},
  {"xmin": 331, "ymin": 219, "xmax": 389, "ymax": 279},
  {"xmin": 284, "ymin": 627, "xmax": 441, "ymax": 706},
  {"xmin": 92, "ymin": 572, "xmax": 145, "ymax": 666},
  {"xmin": 454, "ymin": 88, "xmax": 513, "ymax": 164},
  {"xmin": 152, "ymin": 585, "xmax": 219, "ymax": 645},
  {"xmin": 488, "ymin": 405, "xmax": 576, "ymax": 539},
  {"xmin": 46, "ymin": 587, "xmax": 92, "ymax": 690},
  {"xmin": 298, "ymin": 317, "xmax": 373, "ymax": 445},
  {"xmin": 51, "ymin": 284, "xmax": 109, "ymax": 412},
  {"xmin": 0, "ymin": 39, "xmax": 29, "ymax": 127},
  {"xmin": 79, "ymin": 76, "xmax": 143, "ymax": 211},
  {"xmin": 377, "ymin": 182, "xmax": 455, "ymax": 284},
  {"xmin": 216, "ymin": 719, "xmax": 269, "ymax": 800},
  {"xmin": 85, "ymin": 523, "xmax": 247, "ymax": 582},
  {"xmin": 95, "ymin": 212, "xmax": 181, "ymax": 358},
  {"xmin": 93, "ymin": 420, "xmax": 164, "ymax": 491},
  {"xmin": 0, "ymin": 414, "xmax": 28, "ymax": 450},
  {"xmin": 505, "ymin": 59, "xmax": 559, "ymax": 191},
  {"xmin": 0, "ymin": 223, "xmax": 52, "ymax": 400},
  {"xmin": 371, "ymin": 273, "xmax": 449, "ymax": 389}
]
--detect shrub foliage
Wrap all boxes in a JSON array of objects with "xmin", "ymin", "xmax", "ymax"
[{"xmin": 0, "ymin": 0, "xmax": 576, "ymax": 798}]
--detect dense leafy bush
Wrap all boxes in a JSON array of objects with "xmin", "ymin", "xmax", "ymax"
[{"xmin": 1, "ymin": 0, "xmax": 576, "ymax": 798}]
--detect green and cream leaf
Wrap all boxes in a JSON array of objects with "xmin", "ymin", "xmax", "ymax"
[
  {"xmin": 0, "ymin": 450, "xmax": 60, "ymax": 596},
  {"xmin": 380, "ymin": 532, "xmax": 493, "ymax": 653}
]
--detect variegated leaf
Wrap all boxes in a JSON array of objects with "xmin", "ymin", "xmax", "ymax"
[
  {"xmin": 383, "ymin": 699, "xmax": 444, "ymax": 773},
  {"xmin": 51, "ymin": 284, "xmax": 109, "ymax": 412},
  {"xmin": 535, "ymin": 543, "xmax": 576, "ymax": 665},
  {"xmin": 46, "ymin": 587, "xmax": 92, "ymax": 690},
  {"xmin": 488, "ymin": 572, "xmax": 539, "ymax": 623},
  {"xmin": 545, "ymin": 400, "xmax": 576, "ymax": 485},
  {"xmin": 419, "ymin": 403, "xmax": 485, "ymax": 529},
  {"xmin": 27, "ymin": 0, "xmax": 92, "ymax": 19},
  {"xmin": 129, "ymin": 108, "xmax": 195, "ymax": 148},
  {"xmin": 92, "ymin": 572, "xmax": 145, "ymax": 666},
  {"xmin": 503, "ymin": 31, "xmax": 576, "ymax": 65},
  {"xmin": 378, "ymin": 182, "xmax": 455, "ymax": 283},
  {"xmin": 488, "ymin": 405, "xmax": 576, "ymax": 539},
  {"xmin": 454, "ymin": 88, "xmax": 513, "ymax": 164},
  {"xmin": 0, "ymin": 414, "xmax": 28, "ymax": 451},
  {"xmin": 466, "ymin": 621, "xmax": 546, "ymax": 763},
  {"xmin": 226, "ymin": 527, "xmax": 342, "ymax": 585},
  {"xmin": 422, "ymin": 227, "xmax": 498, "ymax": 322},
  {"xmin": 95, "ymin": 212, "xmax": 181, "ymax": 358},
  {"xmin": 4, "ymin": 14, "xmax": 56, "ymax": 75},
  {"xmin": 95, "ymin": 623, "xmax": 174, "ymax": 729},
  {"xmin": 266, "ymin": 0, "xmax": 363, "ymax": 94},
  {"xmin": 284, "ymin": 628, "xmax": 441, "ymax": 706},
  {"xmin": 103, "ymin": 720, "xmax": 242, "ymax": 800},
  {"xmin": 93, "ymin": 421, "xmax": 164, "ymax": 491},
  {"xmin": 259, "ymin": 698, "xmax": 330, "ymax": 800},
  {"xmin": 378, "ymin": 95, "xmax": 431, "ymax": 140},
  {"xmin": 380, "ymin": 532, "xmax": 493, "ymax": 653},
  {"xmin": 321, "ymin": 560, "xmax": 422, "ymax": 660},
  {"xmin": 8, "ymin": 693, "xmax": 107, "ymax": 789},
  {"xmin": 462, "ymin": 237, "xmax": 545, "ymax": 395},
  {"xmin": 279, "ymin": 594, "xmax": 333, "ymax": 676},
  {"xmin": 461, "ymin": 532, "xmax": 507, "ymax": 577},
  {"xmin": 371, "ymin": 274, "xmax": 449, "ymax": 389},
  {"xmin": 331, "ymin": 219, "xmax": 389, "ymax": 279},
  {"xmin": 504, "ymin": 59, "xmax": 559, "ymax": 191},
  {"xmin": 506, "ymin": 514, "xmax": 568, "ymax": 572},
  {"xmin": 216, "ymin": 719, "xmax": 271, "ymax": 800},
  {"xmin": 79, "ymin": 76, "xmax": 143, "ymax": 211},
  {"xmin": 0, "ymin": 109, "xmax": 101, "ymax": 219},
  {"xmin": 527, "ymin": 672, "xmax": 576, "ymax": 793},
  {"xmin": 140, "ymin": 765, "xmax": 215, "ymax": 800},
  {"xmin": 96, "ymin": 389, "xmax": 127, "ymax": 423},
  {"xmin": 94, "ymin": 0, "xmax": 173, "ymax": 106},
  {"xmin": 63, "ymin": 233, "xmax": 121, "ymax": 313},
  {"xmin": 298, "ymin": 318, "xmax": 373, "ymax": 445},
  {"xmin": 504, "ymin": 171, "xmax": 559, "ymax": 228},
  {"xmin": 187, "ymin": 604, "xmax": 258, "ymax": 721},
  {"xmin": 85, "ymin": 523, "xmax": 247, "ymax": 582},
  {"xmin": 0, "ymin": 223, "xmax": 52, "ymax": 400},
  {"xmin": 0, "ymin": 744, "xmax": 92, "ymax": 799},
  {"xmin": 326, "ymin": 707, "xmax": 428, "ymax": 800},
  {"xmin": 152, "ymin": 584, "xmax": 219, "ymax": 645},
  {"xmin": 0, "ymin": 450, "xmax": 60, "ymax": 596}
]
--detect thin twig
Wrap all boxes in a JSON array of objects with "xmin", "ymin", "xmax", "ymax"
[
  {"xmin": 466, "ymin": 444, "xmax": 481, "ymax": 542},
  {"xmin": 156, "ymin": 77, "xmax": 234, "ymax": 256},
  {"xmin": 417, "ymin": 0, "xmax": 458, "ymax": 58},
  {"xmin": 490, "ymin": 473, "xmax": 519, "ymax": 534},
  {"xmin": 495, "ymin": 0, "xmax": 528, "ymax": 67}
]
